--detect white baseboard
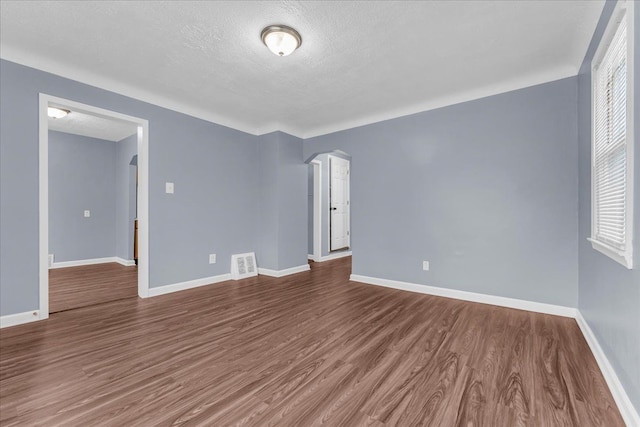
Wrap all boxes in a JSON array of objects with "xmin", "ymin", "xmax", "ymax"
[
  {"xmin": 115, "ymin": 257, "xmax": 136, "ymax": 267},
  {"xmin": 49, "ymin": 257, "xmax": 135, "ymax": 269},
  {"xmin": 575, "ymin": 311, "xmax": 640, "ymax": 426},
  {"xmin": 148, "ymin": 273, "xmax": 232, "ymax": 297},
  {"xmin": 315, "ymin": 251, "xmax": 352, "ymax": 262},
  {"xmin": 349, "ymin": 274, "xmax": 576, "ymax": 318},
  {"xmin": 0, "ymin": 310, "xmax": 42, "ymax": 328},
  {"xmin": 259, "ymin": 264, "xmax": 311, "ymax": 278},
  {"xmin": 308, "ymin": 254, "xmax": 315, "ymax": 261},
  {"xmin": 50, "ymin": 257, "xmax": 118, "ymax": 269}
]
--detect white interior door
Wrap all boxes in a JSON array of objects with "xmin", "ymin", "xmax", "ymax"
[{"xmin": 330, "ymin": 156, "xmax": 350, "ymax": 251}]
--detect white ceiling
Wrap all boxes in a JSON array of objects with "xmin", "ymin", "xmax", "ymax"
[
  {"xmin": 1, "ymin": 1, "xmax": 604, "ymax": 138},
  {"xmin": 49, "ymin": 107, "xmax": 138, "ymax": 142}
]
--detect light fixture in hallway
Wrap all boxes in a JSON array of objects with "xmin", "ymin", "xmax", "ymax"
[{"xmin": 47, "ymin": 107, "xmax": 70, "ymax": 119}]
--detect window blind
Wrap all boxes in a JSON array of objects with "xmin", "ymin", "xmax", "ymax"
[{"xmin": 593, "ymin": 17, "xmax": 627, "ymax": 250}]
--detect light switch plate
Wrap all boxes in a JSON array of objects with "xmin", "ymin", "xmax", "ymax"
[
  {"xmin": 422, "ymin": 261, "xmax": 429, "ymax": 271},
  {"xmin": 84, "ymin": 210, "xmax": 91, "ymax": 217},
  {"xmin": 166, "ymin": 182, "xmax": 174, "ymax": 194},
  {"xmin": 209, "ymin": 254, "xmax": 216, "ymax": 264}
]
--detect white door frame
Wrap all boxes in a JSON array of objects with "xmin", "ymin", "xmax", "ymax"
[
  {"xmin": 311, "ymin": 160, "xmax": 322, "ymax": 261},
  {"xmin": 38, "ymin": 94, "xmax": 150, "ymax": 320},
  {"xmin": 328, "ymin": 155, "xmax": 350, "ymax": 252}
]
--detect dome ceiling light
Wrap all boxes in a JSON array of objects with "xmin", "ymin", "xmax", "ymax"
[
  {"xmin": 261, "ymin": 25, "xmax": 302, "ymax": 57},
  {"xmin": 47, "ymin": 107, "xmax": 70, "ymax": 119}
]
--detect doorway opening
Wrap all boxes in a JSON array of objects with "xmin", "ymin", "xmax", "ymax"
[
  {"xmin": 329, "ymin": 155, "xmax": 350, "ymax": 252},
  {"xmin": 38, "ymin": 94, "xmax": 149, "ymax": 319},
  {"xmin": 306, "ymin": 150, "xmax": 352, "ymax": 263}
]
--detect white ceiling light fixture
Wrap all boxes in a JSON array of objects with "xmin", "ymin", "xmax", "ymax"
[
  {"xmin": 261, "ymin": 25, "xmax": 302, "ymax": 57},
  {"xmin": 47, "ymin": 107, "xmax": 70, "ymax": 119}
]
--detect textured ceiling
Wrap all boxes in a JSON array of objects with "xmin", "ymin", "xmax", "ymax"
[
  {"xmin": 49, "ymin": 107, "xmax": 138, "ymax": 142},
  {"xmin": 1, "ymin": 1, "xmax": 604, "ymax": 138}
]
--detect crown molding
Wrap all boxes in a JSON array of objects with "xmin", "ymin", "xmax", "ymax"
[
  {"xmin": 3, "ymin": 47, "xmax": 578, "ymax": 141},
  {"xmin": 301, "ymin": 65, "xmax": 579, "ymax": 139},
  {"xmin": 255, "ymin": 123, "xmax": 305, "ymax": 139},
  {"xmin": 0, "ymin": 46, "xmax": 262, "ymax": 136}
]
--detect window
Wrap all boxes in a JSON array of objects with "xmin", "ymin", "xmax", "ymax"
[{"xmin": 589, "ymin": 1, "xmax": 634, "ymax": 269}]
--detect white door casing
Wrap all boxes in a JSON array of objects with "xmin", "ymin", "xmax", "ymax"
[
  {"xmin": 312, "ymin": 160, "xmax": 322, "ymax": 261},
  {"xmin": 39, "ymin": 94, "xmax": 150, "ymax": 322},
  {"xmin": 329, "ymin": 156, "xmax": 350, "ymax": 251}
]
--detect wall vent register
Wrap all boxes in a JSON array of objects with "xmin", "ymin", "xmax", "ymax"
[{"xmin": 231, "ymin": 252, "xmax": 257, "ymax": 280}]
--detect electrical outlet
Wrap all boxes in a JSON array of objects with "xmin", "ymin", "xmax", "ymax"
[
  {"xmin": 84, "ymin": 210, "xmax": 91, "ymax": 217},
  {"xmin": 165, "ymin": 182, "xmax": 174, "ymax": 194},
  {"xmin": 422, "ymin": 261, "xmax": 430, "ymax": 271},
  {"xmin": 209, "ymin": 253, "xmax": 216, "ymax": 264}
]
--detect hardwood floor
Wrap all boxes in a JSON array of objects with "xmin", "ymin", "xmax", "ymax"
[
  {"xmin": 49, "ymin": 262, "xmax": 138, "ymax": 313},
  {"xmin": 1, "ymin": 257, "xmax": 623, "ymax": 426}
]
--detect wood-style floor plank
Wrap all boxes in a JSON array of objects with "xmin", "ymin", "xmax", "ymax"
[
  {"xmin": 49, "ymin": 262, "xmax": 138, "ymax": 313},
  {"xmin": 0, "ymin": 257, "xmax": 624, "ymax": 426}
]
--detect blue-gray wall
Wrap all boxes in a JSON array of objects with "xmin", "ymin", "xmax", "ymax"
[
  {"xmin": 304, "ymin": 77, "xmax": 579, "ymax": 307},
  {"xmin": 258, "ymin": 131, "xmax": 308, "ymax": 270},
  {"xmin": 49, "ymin": 131, "xmax": 116, "ymax": 262},
  {"xmin": 0, "ymin": 58, "xmax": 263, "ymax": 315},
  {"xmin": 128, "ymin": 99, "xmax": 260, "ymax": 288},
  {"xmin": 276, "ymin": 132, "xmax": 308, "ymax": 271},
  {"xmin": 577, "ymin": 0, "xmax": 640, "ymax": 413},
  {"xmin": 258, "ymin": 132, "xmax": 281, "ymax": 269},
  {"xmin": 115, "ymin": 134, "xmax": 137, "ymax": 261}
]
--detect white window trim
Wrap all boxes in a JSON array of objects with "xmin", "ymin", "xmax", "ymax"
[{"xmin": 589, "ymin": 0, "xmax": 635, "ymax": 269}]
